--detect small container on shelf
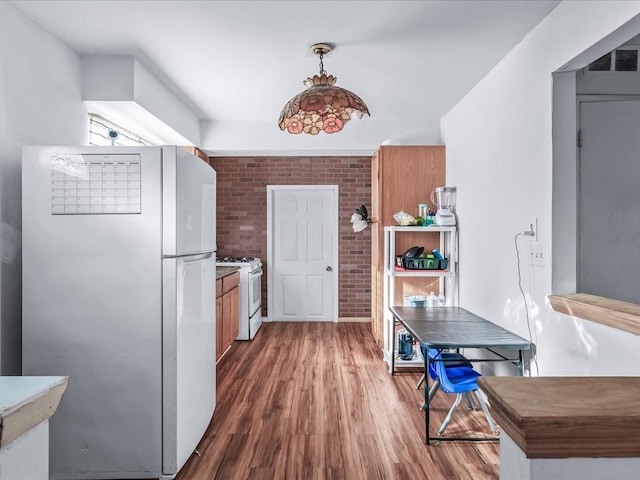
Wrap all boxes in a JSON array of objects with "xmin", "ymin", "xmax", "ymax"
[
  {"xmin": 426, "ymin": 292, "xmax": 439, "ymax": 308},
  {"xmin": 397, "ymin": 329, "xmax": 414, "ymax": 360},
  {"xmin": 403, "ymin": 295, "xmax": 426, "ymax": 307},
  {"xmin": 418, "ymin": 203, "xmax": 428, "ymax": 219}
]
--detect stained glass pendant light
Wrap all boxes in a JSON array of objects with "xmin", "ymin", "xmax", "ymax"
[{"xmin": 278, "ymin": 43, "xmax": 370, "ymax": 135}]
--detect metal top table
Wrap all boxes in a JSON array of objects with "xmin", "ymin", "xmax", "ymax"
[
  {"xmin": 391, "ymin": 306, "xmax": 531, "ymax": 352},
  {"xmin": 389, "ymin": 306, "xmax": 532, "ymax": 444}
]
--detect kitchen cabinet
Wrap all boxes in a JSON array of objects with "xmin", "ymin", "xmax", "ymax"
[
  {"xmin": 222, "ymin": 285, "xmax": 239, "ymax": 349},
  {"xmin": 216, "ymin": 296, "xmax": 223, "ymax": 361},
  {"xmin": 371, "ymin": 145, "xmax": 446, "ymax": 347},
  {"xmin": 216, "ymin": 271, "xmax": 240, "ymax": 361},
  {"xmin": 179, "ymin": 146, "xmax": 210, "ymax": 165},
  {"xmin": 382, "ymin": 225, "xmax": 458, "ymax": 371}
]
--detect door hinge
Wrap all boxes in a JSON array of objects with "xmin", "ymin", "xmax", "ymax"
[{"xmin": 577, "ymin": 129, "xmax": 583, "ymax": 148}]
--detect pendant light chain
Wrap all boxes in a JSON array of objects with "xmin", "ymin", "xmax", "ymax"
[{"xmin": 319, "ymin": 51, "xmax": 326, "ymax": 75}]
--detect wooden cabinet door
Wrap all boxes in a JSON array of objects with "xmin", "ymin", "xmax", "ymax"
[
  {"xmin": 222, "ymin": 290, "xmax": 233, "ymax": 351},
  {"xmin": 222, "ymin": 286, "xmax": 239, "ymax": 349},
  {"xmin": 228, "ymin": 286, "xmax": 240, "ymax": 343},
  {"xmin": 216, "ymin": 296, "xmax": 223, "ymax": 361},
  {"xmin": 217, "ymin": 273, "xmax": 240, "ymax": 360}
]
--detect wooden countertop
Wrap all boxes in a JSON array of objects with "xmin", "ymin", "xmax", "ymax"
[
  {"xmin": 217, "ymin": 266, "xmax": 240, "ymax": 279},
  {"xmin": 0, "ymin": 376, "xmax": 68, "ymax": 448},
  {"xmin": 477, "ymin": 376, "xmax": 640, "ymax": 459},
  {"xmin": 549, "ymin": 293, "xmax": 640, "ymax": 335}
]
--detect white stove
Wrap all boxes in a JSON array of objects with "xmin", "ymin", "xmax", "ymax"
[
  {"xmin": 217, "ymin": 256, "xmax": 261, "ymax": 270},
  {"xmin": 216, "ymin": 257, "xmax": 262, "ymax": 340}
]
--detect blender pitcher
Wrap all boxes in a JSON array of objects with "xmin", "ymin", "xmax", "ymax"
[{"xmin": 430, "ymin": 186, "xmax": 456, "ymax": 225}]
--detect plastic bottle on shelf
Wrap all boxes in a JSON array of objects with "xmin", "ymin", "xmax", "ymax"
[
  {"xmin": 438, "ymin": 293, "xmax": 445, "ymax": 307},
  {"xmin": 426, "ymin": 291, "xmax": 439, "ymax": 308},
  {"xmin": 418, "ymin": 203, "xmax": 428, "ymax": 219}
]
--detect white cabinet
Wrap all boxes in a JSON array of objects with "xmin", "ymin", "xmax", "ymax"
[{"xmin": 382, "ymin": 225, "xmax": 458, "ymax": 371}]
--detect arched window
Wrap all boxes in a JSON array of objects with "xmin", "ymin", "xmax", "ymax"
[{"xmin": 88, "ymin": 113, "xmax": 155, "ymax": 146}]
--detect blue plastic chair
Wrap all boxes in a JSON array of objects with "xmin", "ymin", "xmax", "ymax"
[
  {"xmin": 430, "ymin": 349, "xmax": 497, "ymax": 435},
  {"xmin": 420, "ymin": 347, "xmax": 473, "ymax": 403}
]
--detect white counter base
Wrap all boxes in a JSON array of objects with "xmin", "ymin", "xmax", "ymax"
[
  {"xmin": 0, "ymin": 420, "xmax": 49, "ymax": 480},
  {"xmin": 0, "ymin": 376, "xmax": 68, "ymax": 480},
  {"xmin": 501, "ymin": 433, "xmax": 640, "ymax": 480}
]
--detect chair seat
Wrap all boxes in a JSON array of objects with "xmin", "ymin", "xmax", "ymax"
[
  {"xmin": 423, "ymin": 347, "xmax": 473, "ymax": 382},
  {"xmin": 437, "ymin": 366, "xmax": 482, "ymax": 393}
]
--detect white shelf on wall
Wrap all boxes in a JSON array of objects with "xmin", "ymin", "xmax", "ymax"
[{"xmin": 382, "ymin": 225, "xmax": 459, "ymax": 373}]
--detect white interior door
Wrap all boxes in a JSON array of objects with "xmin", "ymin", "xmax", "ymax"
[
  {"xmin": 267, "ymin": 185, "xmax": 338, "ymax": 322},
  {"xmin": 579, "ymin": 99, "xmax": 640, "ymax": 304}
]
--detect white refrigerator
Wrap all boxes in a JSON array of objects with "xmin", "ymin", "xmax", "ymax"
[{"xmin": 22, "ymin": 145, "xmax": 217, "ymax": 479}]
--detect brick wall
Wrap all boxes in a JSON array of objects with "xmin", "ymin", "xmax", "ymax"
[{"xmin": 209, "ymin": 156, "xmax": 371, "ymax": 319}]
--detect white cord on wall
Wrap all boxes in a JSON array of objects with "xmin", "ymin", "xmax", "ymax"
[{"xmin": 514, "ymin": 232, "xmax": 540, "ymax": 376}]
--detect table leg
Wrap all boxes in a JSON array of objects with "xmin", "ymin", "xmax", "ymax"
[
  {"xmin": 518, "ymin": 349, "xmax": 524, "ymax": 376},
  {"xmin": 391, "ymin": 318, "xmax": 396, "ymax": 375},
  {"xmin": 424, "ymin": 354, "xmax": 431, "ymax": 445}
]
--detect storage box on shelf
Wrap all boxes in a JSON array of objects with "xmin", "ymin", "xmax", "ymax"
[
  {"xmin": 382, "ymin": 225, "xmax": 458, "ymax": 372},
  {"xmin": 402, "ymin": 257, "xmax": 448, "ymax": 270}
]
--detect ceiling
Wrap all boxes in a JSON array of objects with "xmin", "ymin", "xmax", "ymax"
[{"xmin": 11, "ymin": 0, "xmax": 561, "ymax": 155}]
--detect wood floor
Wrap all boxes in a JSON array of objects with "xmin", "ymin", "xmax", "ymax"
[{"xmin": 176, "ymin": 322, "xmax": 500, "ymax": 480}]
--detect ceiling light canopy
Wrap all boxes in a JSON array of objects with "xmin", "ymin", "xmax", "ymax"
[{"xmin": 278, "ymin": 43, "xmax": 370, "ymax": 135}]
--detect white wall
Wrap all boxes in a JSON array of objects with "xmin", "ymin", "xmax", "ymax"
[
  {"xmin": 441, "ymin": 1, "xmax": 640, "ymax": 376},
  {"xmin": 200, "ymin": 117, "xmax": 440, "ymax": 157},
  {"xmin": 83, "ymin": 55, "xmax": 201, "ymax": 146},
  {"xmin": 0, "ymin": 2, "xmax": 87, "ymax": 374}
]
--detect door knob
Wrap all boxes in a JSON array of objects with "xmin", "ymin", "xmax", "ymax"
[{"xmin": 326, "ymin": 266, "xmax": 332, "ymax": 271}]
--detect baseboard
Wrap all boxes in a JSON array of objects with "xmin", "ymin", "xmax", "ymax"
[{"xmin": 264, "ymin": 317, "xmax": 371, "ymax": 323}]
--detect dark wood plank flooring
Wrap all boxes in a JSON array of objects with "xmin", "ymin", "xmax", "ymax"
[{"xmin": 176, "ymin": 322, "xmax": 499, "ymax": 480}]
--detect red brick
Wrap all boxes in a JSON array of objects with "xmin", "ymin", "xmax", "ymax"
[{"xmin": 210, "ymin": 156, "xmax": 371, "ymax": 319}]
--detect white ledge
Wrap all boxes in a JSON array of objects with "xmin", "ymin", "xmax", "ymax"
[
  {"xmin": 549, "ymin": 293, "xmax": 640, "ymax": 335},
  {"xmin": 0, "ymin": 376, "xmax": 68, "ymax": 448}
]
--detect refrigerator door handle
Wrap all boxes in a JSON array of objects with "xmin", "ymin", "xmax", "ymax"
[
  {"xmin": 186, "ymin": 252, "xmax": 213, "ymax": 263},
  {"xmin": 164, "ymin": 252, "xmax": 213, "ymax": 262}
]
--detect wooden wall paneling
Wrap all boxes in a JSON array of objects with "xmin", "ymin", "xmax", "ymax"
[
  {"xmin": 371, "ymin": 146, "xmax": 446, "ymax": 347},
  {"xmin": 371, "ymin": 151, "xmax": 381, "ymax": 343},
  {"xmin": 180, "ymin": 146, "xmax": 211, "ymax": 165}
]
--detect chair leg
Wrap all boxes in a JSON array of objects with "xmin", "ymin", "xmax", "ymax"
[
  {"xmin": 474, "ymin": 389, "xmax": 497, "ymax": 434},
  {"xmin": 463, "ymin": 392, "xmax": 477, "ymax": 410},
  {"xmin": 438, "ymin": 393, "xmax": 463, "ymax": 435},
  {"xmin": 416, "ymin": 374, "xmax": 425, "ymax": 390},
  {"xmin": 427, "ymin": 378, "xmax": 440, "ymax": 403},
  {"xmin": 421, "ymin": 378, "xmax": 440, "ymax": 410}
]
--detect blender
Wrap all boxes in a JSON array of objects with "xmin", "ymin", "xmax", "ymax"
[{"xmin": 430, "ymin": 186, "xmax": 456, "ymax": 225}]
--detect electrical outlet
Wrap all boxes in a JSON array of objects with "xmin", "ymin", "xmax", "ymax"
[
  {"xmin": 529, "ymin": 242, "xmax": 545, "ymax": 266},
  {"xmin": 525, "ymin": 217, "xmax": 538, "ymax": 241}
]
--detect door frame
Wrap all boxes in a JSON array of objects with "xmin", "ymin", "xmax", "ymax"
[{"xmin": 266, "ymin": 185, "xmax": 339, "ymax": 323}]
